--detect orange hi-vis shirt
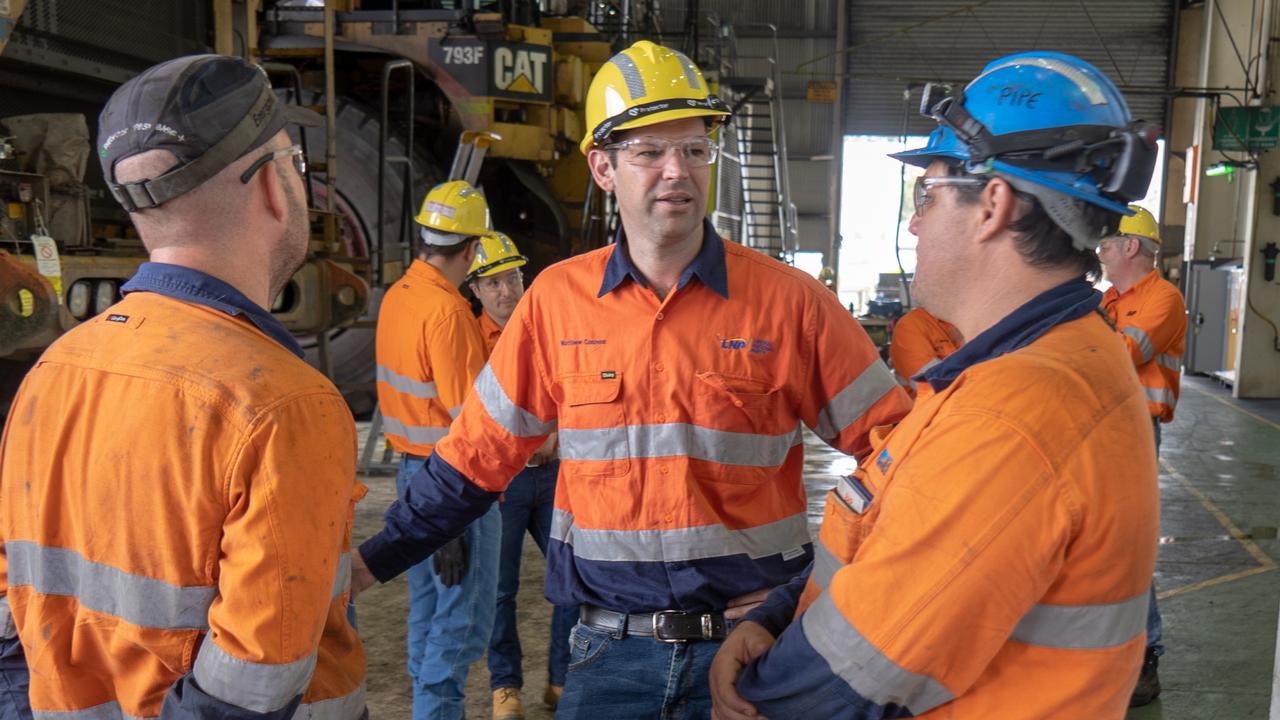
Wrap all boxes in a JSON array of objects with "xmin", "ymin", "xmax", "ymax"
[
  {"xmin": 359, "ymin": 226, "xmax": 913, "ymax": 612},
  {"xmin": 376, "ymin": 259, "xmax": 488, "ymax": 456},
  {"xmin": 889, "ymin": 307, "xmax": 964, "ymax": 388},
  {"xmin": 478, "ymin": 309, "xmax": 504, "ymax": 357},
  {"xmin": 1102, "ymin": 269, "xmax": 1186, "ymax": 422},
  {"xmin": 0, "ymin": 270, "xmax": 365, "ymax": 718},
  {"xmin": 736, "ymin": 280, "xmax": 1157, "ymax": 719}
]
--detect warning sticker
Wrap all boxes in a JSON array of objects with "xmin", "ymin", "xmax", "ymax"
[{"xmin": 30, "ymin": 234, "xmax": 63, "ymax": 304}]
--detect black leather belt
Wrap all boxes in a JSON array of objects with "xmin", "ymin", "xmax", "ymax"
[{"xmin": 580, "ymin": 605, "xmax": 731, "ymax": 642}]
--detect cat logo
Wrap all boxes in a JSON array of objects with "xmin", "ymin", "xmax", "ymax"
[{"xmin": 493, "ymin": 44, "xmax": 550, "ymax": 99}]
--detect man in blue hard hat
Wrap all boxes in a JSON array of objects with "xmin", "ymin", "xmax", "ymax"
[{"xmin": 708, "ymin": 51, "xmax": 1160, "ymax": 720}]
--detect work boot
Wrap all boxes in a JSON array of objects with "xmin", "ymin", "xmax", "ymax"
[
  {"xmin": 493, "ymin": 687, "xmax": 524, "ymax": 719},
  {"xmin": 1129, "ymin": 648, "xmax": 1161, "ymax": 707},
  {"xmin": 543, "ymin": 684, "xmax": 563, "ymax": 710}
]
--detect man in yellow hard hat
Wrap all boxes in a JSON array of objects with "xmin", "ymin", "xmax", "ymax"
[
  {"xmin": 465, "ymin": 233, "xmax": 576, "ymax": 719},
  {"xmin": 373, "ymin": 179, "xmax": 500, "ymax": 720},
  {"xmin": 351, "ymin": 41, "xmax": 908, "ymax": 718},
  {"xmin": 1097, "ymin": 204, "xmax": 1186, "ymax": 707}
]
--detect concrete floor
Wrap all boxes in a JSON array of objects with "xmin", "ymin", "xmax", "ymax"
[{"xmin": 352, "ymin": 373, "xmax": 1280, "ymax": 718}]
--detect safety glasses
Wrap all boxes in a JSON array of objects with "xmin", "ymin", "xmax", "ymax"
[
  {"xmin": 603, "ymin": 136, "xmax": 719, "ymax": 168},
  {"xmin": 913, "ymin": 176, "xmax": 989, "ymax": 216},
  {"xmin": 474, "ymin": 270, "xmax": 524, "ymax": 293},
  {"xmin": 240, "ymin": 144, "xmax": 307, "ymax": 184}
]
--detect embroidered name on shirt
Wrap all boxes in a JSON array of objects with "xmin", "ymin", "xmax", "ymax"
[
  {"xmin": 600, "ymin": 371, "xmax": 617, "ymax": 380},
  {"xmin": 560, "ymin": 338, "xmax": 607, "ymax": 346},
  {"xmin": 106, "ymin": 314, "xmax": 129, "ymax": 323}
]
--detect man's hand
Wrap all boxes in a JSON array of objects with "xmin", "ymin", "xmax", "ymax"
[
  {"xmin": 724, "ymin": 587, "xmax": 773, "ymax": 620},
  {"xmin": 350, "ymin": 551, "xmax": 378, "ymax": 598},
  {"xmin": 529, "ymin": 431, "xmax": 559, "ymax": 466},
  {"xmin": 711, "ymin": 620, "xmax": 775, "ymax": 720},
  {"xmin": 432, "ymin": 536, "xmax": 469, "ymax": 587}
]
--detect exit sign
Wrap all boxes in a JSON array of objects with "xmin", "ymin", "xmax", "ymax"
[{"xmin": 1214, "ymin": 106, "xmax": 1280, "ymax": 151}]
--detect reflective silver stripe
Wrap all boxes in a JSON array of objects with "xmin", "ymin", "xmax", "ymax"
[
  {"xmin": 811, "ymin": 541, "xmax": 841, "ymax": 591},
  {"xmin": 32, "ymin": 701, "xmax": 148, "ymax": 719},
  {"xmin": 1155, "ymin": 353, "xmax": 1181, "ymax": 373},
  {"xmin": 0, "ymin": 595, "xmax": 15, "ymax": 640},
  {"xmin": 814, "ymin": 363, "xmax": 900, "ymax": 441},
  {"xmin": 475, "ymin": 365, "xmax": 555, "ymax": 438},
  {"xmin": 551, "ymin": 509, "xmax": 811, "ymax": 562},
  {"xmin": 448, "ymin": 404, "xmax": 463, "ymax": 420},
  {"xmin": 675, "ymin": 49, "xmax": 702, "ymax": 90},
  {"xmin": 1010, "ymin": 592, "xmax": 1148, "ymax": 649},
  {"xmin": 331, "ymin": 552, "xmax": 351, "ymax": 600},
  {"xmin": 193, "ymin": 640, "xmax": 317, "ymax": 713},
  {"xmin": 917, "ymin": 357, "xmax": 942, "ymax": 375},
  {"xmin": 558, "ymin": 423, "xmax": 802, "ymax": 467},
  {"xmin": 381, "ymin": 416, "xmax": 450, "ymax": 446},
  {"xmin": 801, "ymin": 593, "xmax": 954, "ymax": 712},
  {"xmin": 1122, "ymin": 326, "xmax": 1154, "ymax": 364},
  {"xmin": 375, "ymin": 365, "xmax": 437, "ymax": 399},
  {"xmin": 1145, "ymin": 386, "xmax": 1177, "ymax": 409},
  {"xmin": 5, "ymin": 541, "xmax": 215, "ymax": 630},
  {"xmin": 608, "ymin": 53, "xmax": 647, "ymax": 99},
  {"xmin": 292, "ymin": 682, "xmax": 367, "ymax": 719}
]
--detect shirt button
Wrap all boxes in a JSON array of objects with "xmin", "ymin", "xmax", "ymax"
[
  {"xmin": 655, "ymin": 312, "xmax": 665, "ymax": 320},
  {"xmin": 654, "ymin": 362, "xmax": 665, "ymax": 372},
  {"xmin": 734, "ymin": 400, "xmax": 744, "ymax": 408},
  {"xmin": 665, "ymin": 514, "xmax": 674, "ymax": 523},
  {"xmin": 659, "ymin": 464, "xmax": 669, "ymax": 474},
  {"xmin": 656, "ymin": 413, "xmax": 666, "ymax": 422}
]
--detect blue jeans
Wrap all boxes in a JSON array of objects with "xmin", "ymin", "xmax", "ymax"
[
  {"xmin": 397, "ymin": 454, "xmax": 501, "ymax": 720},
  {"xmin": 0, "ymin": 637, "xmax": 31, "ymax": 720},
  {"xmin": 486, "ymin": 462, "xmax": 576, "ymax": 690},
  {"xmin": 1148, "ymin": 418, "xmax": 1165, "ymax": 655},
  {"xmin": 555, "ymin": 622, "xmax": 719, "ymax": 719}
]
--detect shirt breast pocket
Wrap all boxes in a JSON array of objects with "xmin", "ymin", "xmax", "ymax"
[
  {"xmin": 558, "ymin": 372, "xmax": 629, "ymax": 478},
  {"xmin": 692, "ymin": 371, "xmax": 793, "ymax": 483}
]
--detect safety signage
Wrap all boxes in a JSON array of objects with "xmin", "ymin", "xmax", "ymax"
[{"xmin": 1214, "ymin": 106, "xmax": 1280, "ymax": 151}]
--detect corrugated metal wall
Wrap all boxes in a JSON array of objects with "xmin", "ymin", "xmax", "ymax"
[{"xmin": 844, "ymin": 0, "xmax": 1174, "ymax": 136}]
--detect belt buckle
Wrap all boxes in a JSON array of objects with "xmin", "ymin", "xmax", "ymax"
[{"xmin": 651, "ymin": 610, "xmax": 683, "ymax": 643}]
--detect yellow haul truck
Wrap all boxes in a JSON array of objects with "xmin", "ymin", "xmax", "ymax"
[{"xmin": 0, "ymin": 0, "xmax": 623, "ymax": 414}]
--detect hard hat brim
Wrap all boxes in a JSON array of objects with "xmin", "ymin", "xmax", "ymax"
[
  {"xmin": 469, "ymin": 255, "xmax": 528, "ymax": 281},
  {"xmin": 580, "ymin": 106, "xmax": 731, "ymax": 155}
]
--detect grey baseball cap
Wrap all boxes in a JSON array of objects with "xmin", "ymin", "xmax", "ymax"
[{"xmin": 98, "ymin": 54, "xmax": 321, "ymax": 212}]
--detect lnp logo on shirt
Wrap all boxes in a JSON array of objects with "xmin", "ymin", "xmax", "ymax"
[{"xmin": 718, "ymin": 335, "xmax": 774, "ymax": 355}]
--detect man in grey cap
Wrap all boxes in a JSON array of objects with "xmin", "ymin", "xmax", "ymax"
[{"xmin": 0, "ymin": 54, "xmax": 367, "ymax": 719}]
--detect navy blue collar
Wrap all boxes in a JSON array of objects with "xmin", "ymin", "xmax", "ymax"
[
  {"xmin": 919, "ymin": 277, "xmax": 1101, "ymax": 392},
  {"xmin": 121, "ymin": 262, "xmax": 304, "ymax": 359},
  {"xmin": 597, "ymin": 218, "xmax": 729, "ymax": 299}
]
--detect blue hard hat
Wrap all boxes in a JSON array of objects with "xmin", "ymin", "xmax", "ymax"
[{"xmin": 891, "ymin": 51, "xmax": 1156, "ymax": 216}]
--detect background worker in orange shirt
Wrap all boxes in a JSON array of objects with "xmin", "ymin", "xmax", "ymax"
[
  {"xmin": 0, "ymin": 54, "xmax": 365, "ymax": 719},
  {"xmin": 466, "ymin": 232, "xmax": 576, "ymax": 719},
  {"xmin": 351, "ymin": 40, "xmax": 910, "ymax": 719},
  {"xmin": 1097, "ymin": 205, "xmax": 1187, "ymax": 706},
  {"xmin": 374, "ymin": 180, "xmax": 497, "ymax": 720},
  {"xmin": 710, "ymin": 51, "xmax": 1160, "ymax": 720},
  {"xmin": 888, "ymin": 307, "xmax": 964, "ymax": 392}
]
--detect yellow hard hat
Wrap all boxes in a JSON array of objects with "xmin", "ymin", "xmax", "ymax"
[
  {"xmin": 580, "ymin": 40, "xmax": 731, "ymax": 154},
  {"xmin": 468, "ymin": 232, "xmax": 528, "ymax": 281},
  {"xmin": 1117, "ymin": 205, "xmax": 1161, "ymax": 253},
  {"xmin": 415, "ymin": 180, "xmax": 491, "ymax": 243}
]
